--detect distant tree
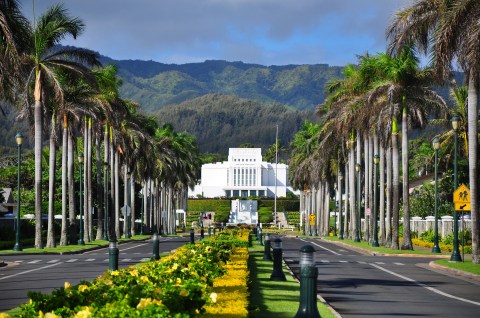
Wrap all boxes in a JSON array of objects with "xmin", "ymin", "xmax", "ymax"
[{"xmin": 238, "ymin": 143, "xmax": 255, "ymax": 148}]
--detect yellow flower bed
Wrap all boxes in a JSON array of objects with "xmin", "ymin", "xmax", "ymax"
[{"xmin": 201, "ymin": 247, "xmax": 249, "ymax": 317}]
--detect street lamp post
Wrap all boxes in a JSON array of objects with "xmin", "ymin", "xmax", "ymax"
[
  {"xmin": 354, "ymin": 163, "xmax": 361, "ymax": 242},
  {"xmin": 13, "ymin": 133, "xmax": 23, "ymax": 251},
  {"xmin": 432, "ymin": 138, "xmax": 441, "ymax": 253},
  {"xmin": 372, "ymin": 154, "xmax": 380, "ymax": 247},
  {"xmin": 125, "ymin": 169, "xmax": 131, "ymax": 239},
  {"xmin": 450, "ymin": 115, "xmax": 462, "ymax": 261},
  {"xmin": 78, "ymin": 153, "xmax": 85, "ymax": 245},
  {"xmin": 140, "ymin": 190, "xmax": 144, "ymax": 235},
  {"xmin": 339, "ymin": 170, "xmax": 344, "ymax": 240}
]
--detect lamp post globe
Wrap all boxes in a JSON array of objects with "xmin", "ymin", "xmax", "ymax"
[{"xmin": 13, "ymin": 133, "xmax": 23, "ymax": 251}]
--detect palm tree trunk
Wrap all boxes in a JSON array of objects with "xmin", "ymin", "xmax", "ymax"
[
  {"xmin": 349, "ymin": 142, "xmax": 356, "ymax": 240},
  {"xmin": 46, "ymin": 131, "xmax": 56, "ymax": 248},
  {"xmin": 324, "ymin": 181, "xmax": 330, "ymax": 235},
  {"xmin": 468, "ymin": 73, "xmax": 479, "ymax": 263},
  {"xmin": 386, "ymin": 143, "xmax": 392, "ymax": 247},
  {"xmin": 115, "ymin": 147, "xmax": 120, "ymax": 238},
  {"xmin": 356, "ymin": 131, "xmax": 362, "ymax": 240},
  {"xmin": 392, "ymin": 130, "xmax": 400, "ymax": 250},
  {"xmin": 68, "ymin": 130, "xmax": 76, "ymax": 244},
  {"xmin": 401, "ymin": 98, "xmax": 413, "ymax": 250},
  {"xmin": 130, "ymin": 175, "xmax": 136, "ymax": 236},
  {"xmin": 95, "ymin": 131, "xmax": 103, "ymax": 240},
  {"xmin": 87, "ymin": 118, "xmax": 93, "ymax": 241},
  {"xmin": 364, "ymin": 133, "xmax": 370, "ymax": 242},
  {"xmin": 34, "ymin": 75, "xmax": 43, "ymax": 249},
  {"xmin": 344, "ymin": 162, "xmax": 349, "ymax": 237},
  {"xmin": 83, "ymin": 118, "xmax": 88, "ymax": 242},
  {"xmin": 60, "ymin": 116, "xmax": 68, "ymax": 245},
  {"xmin": 379, "ymin": 143, "xmax": 386, "ymax": 245}
]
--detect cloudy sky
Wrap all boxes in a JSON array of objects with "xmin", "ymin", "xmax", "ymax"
[{"xmin": 20, "ymin": 0, "xmax": 410, "ymax": 66}]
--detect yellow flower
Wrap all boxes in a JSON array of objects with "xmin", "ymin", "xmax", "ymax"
[
  {"xmin": 140, "ymin": 275, "xmax": 150, "ymax": 283},
  {"xmin": 45, "ymin": 313, "xmax": 61, "ymax": 318},
  {"xmin": 130, "ymin": 269, "xmax": 139, "ymax": 277},
  {"xmin": 39, "ymin": 311, "xmax": 44, "ymax": 318},
  {"xmin": 175, "ymin": 277, "xmax": 182, "ymax": 285},
  {"xmin": 136, "ymin": 298, "xmax": 152, "ymax": 310},
  {"xmin": 171, "ymin": 263, "xmax": 179, "ymax": 271},
  {"xmin": 110, "ymin": 270, "xmax": 119, "ymax": 276},
  {"xmin": 78, "ymin": 285, "xmax": 89, "ymax": 292},
  {"xmin": 64, "ymin": 282, "xmax": 71, "ymax": 289},
  {"xmin": 0, "ymin": 313, "xmax": 10, "ymax": 318},
  {"xmin": 73, "ymin": 307, "xmax": 91, "ymax": 318},
  {"xmin": 210, "ymin": 292, "xmax": 217, "ymax": 303}
]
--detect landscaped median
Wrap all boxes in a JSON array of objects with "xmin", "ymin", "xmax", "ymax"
[{"xmin": 1, "ymin": 230, "xmax": 250, "ymax": 318}]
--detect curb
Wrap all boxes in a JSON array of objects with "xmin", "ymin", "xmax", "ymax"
[
  {"xmin": 429, "ymin": 261, "xmax": 480, "ymax": 282},
  {"xmin": 317, "ymin": 238, "xmax": 451, "ymax": 258}
]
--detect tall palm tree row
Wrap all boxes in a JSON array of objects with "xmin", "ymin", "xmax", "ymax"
[
  {"xmin": 386, "ymin": 0, "xmax": 480, "ymax": 263},
  {"xmin": 0, "ymin": 2, "xmax": 201, "ymax": 247},
  {"xmin": 290, "ymin": 49, "xmax": 448, "ymax": 251}
]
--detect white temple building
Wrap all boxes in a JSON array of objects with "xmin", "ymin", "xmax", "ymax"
[{"xmin": 189, "ymin": 148, "xmax": 297, "ymax": 198}]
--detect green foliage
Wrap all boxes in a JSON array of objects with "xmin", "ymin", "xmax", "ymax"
[
  {"xmin": 258, "ymin": 199, "xmax": 299, "ymax": 212},
  {"xmin": 154, "ymin": 94, "xmax": 313, "ymax": 154},
  {"xmin": 258, "ymin": 207, "xmax": 273, "ymax": 223}
]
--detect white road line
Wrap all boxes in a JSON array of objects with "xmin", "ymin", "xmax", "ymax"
[
  {"xmin": 140, "ymin": 258, "xmax": 150, "ymax": 262},
  {"xmin": 375, "ymin": 262, "xmax": 385, "ymax": 265},
  {"xmin": 28, "ymin": 260, "xmax": 42, "ymax": 264},
  {"xmin": 370, "ymin": 263, "xmax": 480, "ymax": 306},
  {"xmin": 0, "ymin": 262, "xmax": 63, "ymax": 281},
  {"xmin": 320, "ymin": 260, "xmax": 330, "ymax": 263},
  {"xmin": 47, "ymin": 259, "xmax": 60, "ymax": 264},
  {"xmin": 119, "ymin": 243, "xmax": 149, "ymax": 252},
  {"xmin": 357, "ymin": 261, "xmax": 367, "ymax": 264},
  {"xmin": 339, "ymin": 260, "xmax": 348, "ymax": 263},
  {"xmin": 14, "ymin": 260, "xmax": 24, "ymax": 263},
  {"xmin": 121, "ymin": 258, "xmax": 132, "ymax": 262},
  {"xmin": 66, "ymin": 259, "xmax": 78, "ymax": 263},
  {"xmin": 394, "ymin": 262, "xmax": 405, "ymax": 266},
  {"xmin": 103, "ymin": 259, "xmax": 109, "ymax": 262},
  {"xmin": 85, "ymin": 259, "xmax": 95, "ymax": 262},
  {"xmin": 299, "ymin": 239, "xmax": 342, "ymax": 256}
]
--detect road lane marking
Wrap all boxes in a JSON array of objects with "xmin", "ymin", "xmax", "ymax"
[
  {"xmin": 340, "ymin": 260, "xmax": 348, "ymax": 263},
  {"xmin": 103, "ymin": 259, "xmax": 108, "ymax": 262},
  {"xmin": 119, "ymin": 243, "xmax": 149, "ymax": 252},
  {"xmin": 0, "ymin": 262, "xmax": 62, "ymax": 281},
  {"xmin": 375, "ymin": 262, "xmax": 385, "ymax": 265},
  {"xmin": 85, "ymin": 259, "xmax": 95, "ymax": 262},
  {"xmin": 370, "ymin": 263, "xmax": 480, "ymax": 306},
  {"xmin": 47, "ymin": 259, "xmax": 60, "ymax": 264},
  {"xmin": 394, "ymin": 262, "xmax": 405, "ymax": 266},
  {"xmin": 320, "ymin": 260, "xmax": 330, "ymax": 263},
  {"xmin": 121, "ymin": 258, "xmax": 132, "ymax": 262},
  {"xmin": 66, "ymin": 259, "xmax": 78, "ymax": 263},
  {"xmin": 140, "ymin": 258, "xmax": 150, "ymax": 262},
  {"xmin": 357, "ymin": 261, "xmax": 367, "ymax": 264},
  {"xmin": 299, "ymin": 239, "xmax": 342, "ymax": 255},
  {"xmin": 14, "ymin": 260, "xmax": 24, "ymax": 263},
  {"xmin": 28, "ymin": 260, "xmax": 42, "ymax": 264}
]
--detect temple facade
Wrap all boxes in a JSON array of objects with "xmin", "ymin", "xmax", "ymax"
[{"xmin": 189, "ymin": 148, "xmax": 297, "ymax": 198}]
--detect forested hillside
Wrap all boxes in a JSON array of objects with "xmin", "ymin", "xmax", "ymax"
[
  {"xmin": 154, "ymin": 94, "xmax": 313, "ymax": 154},
  {"xmin": 101, "ymin": 57, "xmax": 343, "ymax": 112}
]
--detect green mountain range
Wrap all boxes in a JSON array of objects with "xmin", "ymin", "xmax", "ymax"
[{"xmin": 101, "ymin": 57, "xmax": 344, "ymax": 112}]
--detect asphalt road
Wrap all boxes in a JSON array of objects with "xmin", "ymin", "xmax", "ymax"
[
  {"xmin": 0, "ymin": 236, "xmax": 191, "ymax": 312},
  {"xmin": 280, "ymin": 237, "xmax": 480, "ymax": 318}
]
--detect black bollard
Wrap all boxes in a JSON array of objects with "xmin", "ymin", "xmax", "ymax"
[
  {"xmin": 258, "ymin": 227, "xmax": 263, "ymax": 246},
  {"xmin": 213, "ymin": 226, "xmax": 216, "ymax": 236},
  {"xmin": 248, "ymin": 231, "xmax": 253, "ymax": 247},
  {"xmin": 295, "ymin": 245, "xmax": 320, "ymax": 318},
  {"xmin": 200, "ymin": 225, "xmax": 204, "ymax": 239},
  {"xmin": 190, "ymin": 228, "xmax": 195, "ymax": 244},
  {"xmin": 151, "ymin": 232, "xmax": 160, "ymax": 261},
  {"xmin": 208, "ymin": 226, "xmax": 211, "ymax": 237},
  {"xmin": 270, "ymin": 238, "xmax": 286, "ymax": 281},
  {"xmin": 108, "ymin": 236, "xmax": 119, "ymax": 271},
  {"xmin": 263, "ymin": 233, "xmax": 272, "ymax": 260}
]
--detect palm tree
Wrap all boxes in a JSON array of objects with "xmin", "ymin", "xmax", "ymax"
[
  {"xmin": 23, "ymin": 4, "xmax": 100, "ymax": 248},
  {"xmin": 387, "ymin": 0, "xmax": 480, "ymax": 263}
]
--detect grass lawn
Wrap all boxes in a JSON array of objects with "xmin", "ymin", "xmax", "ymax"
[
  {"xmin": 321, "ymin": 236, "xmax": 451, "ymax": 256},
  {"xmin": 248, "ymin": 246, "xmax": 335, "ymax": 318},
  {"xmin": 0, "ymin": 235, "xmax": 152, "ymax": 254},
  {"xmin": 435, "ymin": 259, "xmax": 480, "ymax": 275}
]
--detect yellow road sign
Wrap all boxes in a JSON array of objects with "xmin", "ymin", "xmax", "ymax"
[
  {"xmin": 453, "ymin": 184, "xmax": 470, "ymax": 203},
  {"xmin": 455, "ymin": 202, "xmax": 470, "ymax": 212},
  {"xmin": 309, "ymin": 214, "xmax": 316, "ymax": 225}
]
